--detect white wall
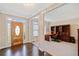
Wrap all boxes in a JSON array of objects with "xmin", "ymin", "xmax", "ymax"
[
  {"xmin": 0, "ymin": 13, "xmax": 8, "ymax": 49},
  {"xmin": 50, "ymin": 18, "xmax": 79, "ymax": 43},
  {"xmin": 45, "ymin": 4, "xmax": 79, "ymax": 22}
]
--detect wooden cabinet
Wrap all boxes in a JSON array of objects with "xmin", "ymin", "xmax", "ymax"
[
  {"xmin": 44, "ymin": 24, "xmax": 75, "ymax": 43},
  {"xmin": 61, "ymin": 25, "xmax": 70, "ymax": 41},
  {"xmin": 62, "ymin": 25, "xmax": 70, "ymax": 36},
  {"xmin": 51, "ymin": 25, "xmax": 73, "ymax": 42}
]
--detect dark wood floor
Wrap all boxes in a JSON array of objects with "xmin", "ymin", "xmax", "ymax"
[{"xmin": 0, "ymin": 43, "xmax": 51, "ymax": 56}]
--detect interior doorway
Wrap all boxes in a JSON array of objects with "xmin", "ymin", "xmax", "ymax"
[{"xmin": 11, "ymin": 21, "xmax": 23, "ymax": 46}]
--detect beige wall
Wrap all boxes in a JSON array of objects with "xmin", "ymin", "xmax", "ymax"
[
  {"xmin": 50, "ymin": 18, "xmax": 79, "ymax": 43},
  {"xmin": 38, "ymin": 13, "xmax": 45, "ymax": 41}
]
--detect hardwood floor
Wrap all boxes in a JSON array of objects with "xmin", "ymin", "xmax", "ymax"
[{"xmin": 0, "ymin": 43, "xmax": 51, "ymax": 56}]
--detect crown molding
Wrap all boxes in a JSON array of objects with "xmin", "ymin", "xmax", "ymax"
[
  {"xmin": 30, "ymin": 3, "xmax": 66, "ymax": 19},
  {"xmin": 0, "ymin": 10, "xmax": 30, "ymax": 20}
]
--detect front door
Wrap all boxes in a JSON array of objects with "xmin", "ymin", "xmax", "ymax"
[{"xmin": 11, "ymin": 21, "xmax": 23, "ymax": 46}]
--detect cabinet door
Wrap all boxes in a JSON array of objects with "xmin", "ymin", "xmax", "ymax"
[
  {"xmin": 51, "ymin": 26, "xmax": 54, "ymax": 34},
  {"xmin": 62, "ymin": 25, "xmax": 70, "ymax": 36}
]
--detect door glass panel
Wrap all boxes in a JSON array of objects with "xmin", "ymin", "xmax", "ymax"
[{"xmin": 15, "ymin": 26, "xmax": 20, "ymax": 36}]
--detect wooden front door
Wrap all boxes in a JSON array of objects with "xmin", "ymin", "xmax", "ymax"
[{"xmin": 11, "ymin": 21, "xmax": 23, "ymax": 46}]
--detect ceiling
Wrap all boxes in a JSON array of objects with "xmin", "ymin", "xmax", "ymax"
[
  {"xmin": 45, "ymin": 3, "xmax": 79, "ymax": 22},
  {"xmin": 0, "ymin": 3, "xmax": 79, "ymax": 21},
  {"xmin": 0, "ymin": 3, "xmax": 52, "ymax": 18}
]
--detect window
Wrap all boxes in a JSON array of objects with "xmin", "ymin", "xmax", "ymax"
[
  {"xmin": 15, "ymin": 26, "xmax": 20, "ymax": 36},
  {"xmin": 33, "ymin": 20, "xmax": 39, "ymax": 36}
]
